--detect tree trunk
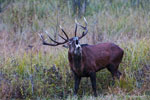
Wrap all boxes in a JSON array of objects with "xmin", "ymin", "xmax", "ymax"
[{"xmin": 72, "ymin": 0, "xmax": 88, "ymax": 18}]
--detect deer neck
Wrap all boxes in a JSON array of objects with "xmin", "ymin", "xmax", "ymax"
[{"xmin": 73, "ymin": 52, "xmax": 82, "ymax": 69}]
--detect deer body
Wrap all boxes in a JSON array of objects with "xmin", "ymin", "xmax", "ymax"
[
  {"xmin": 39, "ymin": 18, "xmax": 124, "ymax": 97},
  {"xmin": 68, "ymin": 43, "xmax": 124, "ymax": 77}
]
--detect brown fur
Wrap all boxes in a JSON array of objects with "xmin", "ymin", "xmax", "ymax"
[{"xmin": 68, "ymin": 42, "xmax": 124, "ymax": 77}]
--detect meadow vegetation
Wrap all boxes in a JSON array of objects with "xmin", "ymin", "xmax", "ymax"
[{"xmin": 0, "ymin": 0, "xmax": 150, "ymax": 99}]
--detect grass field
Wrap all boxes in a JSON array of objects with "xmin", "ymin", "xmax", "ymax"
[{"xmin": 0, "ymin": 0, "xmax": 150, "ymax": 99}]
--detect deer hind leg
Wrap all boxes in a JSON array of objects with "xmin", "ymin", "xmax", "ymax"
[
  {"xmin": 116, "ymin": 70, "xmax": 122, "ymax": 79},
  {"xmin": 107, "ymin": 64, "xmax": 122, "ymax": 85}
]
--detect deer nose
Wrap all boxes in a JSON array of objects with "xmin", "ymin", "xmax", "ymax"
[{"xmin": 77, "ymin": 46, "xmax": 80, "ymax": 50}]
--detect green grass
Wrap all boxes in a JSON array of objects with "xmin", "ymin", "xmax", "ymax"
[
  {"xmin": 66, "ymin": 95, "xmax": 150, "ymax": 100},
  {"xmin": 0, "ymin": 38, "xmax": 150, "ymax": 99}
]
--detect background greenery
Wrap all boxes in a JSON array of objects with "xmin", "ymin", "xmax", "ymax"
[{"xmin": 0, "ymin": 0, "xmax": 150, "ymax": 99}]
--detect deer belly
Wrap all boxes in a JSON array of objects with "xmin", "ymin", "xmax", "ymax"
[
  {"xmin": 71, "ymin": 66, "xmax": 91, "ymax": 77},
  {"xmin": 95, "ymin": 60, "xmax": 109, "ymax": 71}
]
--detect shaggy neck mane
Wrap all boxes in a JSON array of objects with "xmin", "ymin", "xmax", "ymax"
[
  {"xmin": 73, "ymin": 44, "xmax": 88, "ymax": 69},
  {"xmin": 73, "ymin": 53, "xmax": 82, "ymax": 69}
]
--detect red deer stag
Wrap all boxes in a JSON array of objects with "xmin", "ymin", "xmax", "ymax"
[{"xmin": 39, "ymin": 18, "xmax": 124, "ymax": 97}]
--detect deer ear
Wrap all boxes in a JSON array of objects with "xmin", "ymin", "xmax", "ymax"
[{"xmin": 62, "ymin": 45, "xmax": 69, "ymax": 48}]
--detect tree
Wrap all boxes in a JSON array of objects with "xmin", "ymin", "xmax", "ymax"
[{"xmin": 72, "ymin": 0, "xmax": 89, "ymax": 17}]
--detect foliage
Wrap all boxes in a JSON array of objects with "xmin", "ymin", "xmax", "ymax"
[{"xmin": 0, "ymin": 0, "xmax": 150, "ymax": 99}]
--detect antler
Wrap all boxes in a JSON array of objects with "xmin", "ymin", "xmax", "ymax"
[
  {"xmin": 75, "ymin": 19, "xmax": 78, "ymax": 37},
  {"xmin": 39, "ymin": 18, "xmax": 88, "ymax": 46},
  {"xmin": 75, "ymin": 17, "xmax": 88, "ymax": 39},
  {"xmin": 59, "ymin": 25, "xmax": 69, "ymax": 40},
  {"xmin": 39, "ymin": 26, "xmax": 69, "ymax": 46}
]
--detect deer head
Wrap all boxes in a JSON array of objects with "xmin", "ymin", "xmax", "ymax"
[{"xmin": 39, "ymin": 17, "xmax": 88, "ymax": 56}]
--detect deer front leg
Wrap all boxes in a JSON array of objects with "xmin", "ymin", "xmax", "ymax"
[
  {"xmin": 90, "ymin": 72, "xmax": 97, "ymax": 97},
  {"xmin": 74, "ymin": 74, "xmax": 81, "ymax": 96}
]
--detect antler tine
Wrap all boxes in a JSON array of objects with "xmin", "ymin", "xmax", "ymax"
[
  {"xmin": 38, "ymin": 33, "xmax": 59, "ymax": 46},
  {"xmin": 75, "ymin": 19, "xmax": 78, "ymax": 37},
  {"xmin": 38, "ymin": 33, "xmax": 48, "ymax": 44},
  {"xmin": 84, "ymin": 17, "xmax": 87, "ymax": 27},
  {"xmin": 76, "ymin": 17, "xmax": 87, "ymax": 29},
  {"xmin": 38, "ymin": 33, "xmax": 44, "ymax": 40},
  {"xmin": 51, "ymin": 27, "xmax": 67, "ymax": 41},
  {"xmin": 78, "ymin": 17, "xmax": 88, "ymax": 39},
  {"xmin": 45, "ymin": 31, "xmax": 68, "ymax": 44},
  {"xmin": 45, "ymin": 31, "xmax": 59, "ymax": 44},
  {"xmin": 59, "ymin": 25, "xmax": 69, "ymax": 40},
  {"xmin": 58, "ymin": 34, "xmax": 67, "ymax": 41}
]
